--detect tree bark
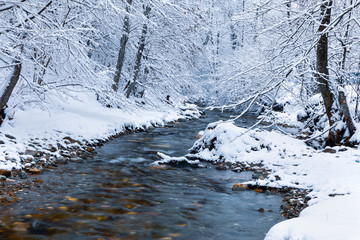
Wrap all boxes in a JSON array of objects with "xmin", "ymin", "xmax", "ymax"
[
  {"xmin": 0, "ymin": 60, "xmax": 22, "ymax": 125},
  {"xmin": 125, "ymin": 5, "xmax": 151, "ymax": 98},
  {"xmin": 113, "ymin": 0, "xmax": 132, "ymax": 92}
]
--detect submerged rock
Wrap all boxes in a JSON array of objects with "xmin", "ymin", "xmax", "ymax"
[
  {"xmin": 19, "ymin": 171, "xmax": 28, "ymax": 179},
  {"xmin": 258, "ymin": 208, "xmax": 265, "ymax": 212},
  {"xmin": 232, "ymin": 183, "xmax": 249, "ymax": 191}
]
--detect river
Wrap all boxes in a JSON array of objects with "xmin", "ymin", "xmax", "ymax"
[{"xmin": 0, "ymin": 110, "xmax": 284, "ymax": 240}]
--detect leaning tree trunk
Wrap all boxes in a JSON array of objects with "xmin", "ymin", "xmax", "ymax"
[
  {"xmin": 125, "ymin": 5, "xmax": 151, "ymax": 98},
  {"xmin": 113, "ymin": 0, "xmax": 132, "ymax": 92},
  {"xmin": 0, "ymin": 60, "xmax": 22, "ymax": 125}
]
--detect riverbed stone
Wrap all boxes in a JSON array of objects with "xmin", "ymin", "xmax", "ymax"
[
  {"xmin": 19, "ymin": 171, "xmax": 28, "ymax": 179},
  {"xmin": 54, "ymin": 157, "xmax": 68, "ymax": 165},
  {"xmin": 253, "ymin": 188, "xmax": 264, "ymax": 193},
  {"xmin": 63, "ymin": 136, "xmax": 81, "ymax": 144},
  {"xmin": 232, "ymin": 183, "xmax": 249, "ymax": 191},
  {"xmin": 86, "ymin": 147, "xmax": 96, "ymax": 152},
  {"xmin": 28, "ymin": 167, "xmax": 42, "ymax": 174}
]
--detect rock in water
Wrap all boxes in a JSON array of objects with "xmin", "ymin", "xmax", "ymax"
[
  {"xmin": 232, "ymin": 183, "xmax": 249, "ymax": 191},
  {"xmin": 19, "ymin": 171, "xmax": 28, "ymax": 179},
  {"xmin": 28, "ymin": 168, "xmax": 42, "ymax": 174},
  {"xmin": 87, "ymin": 147, "xmax": 95, "ymax": 152}
]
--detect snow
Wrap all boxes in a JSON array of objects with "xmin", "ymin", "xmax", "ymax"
[
  {"xmin": 159, "ymin": 120, "xmax": 360, "ymax": 239},
  {"xmin": 154, "ymin": 152, "xmax": 202, "ymax": 166},
  {"xmin": 266, "ymin": 192, "xmax": 360, "ymax": 240},
  {"xmin": 0, "ymin": 89, "xmax": 200, "ymax": 170}
]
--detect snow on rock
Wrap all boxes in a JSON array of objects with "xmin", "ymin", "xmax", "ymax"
[
  {"xmin": 167, "ymin": 120, "xmax": 360, "ymax": 240},
  {"xmin": 154, "ymin": 152, "xmax": 203, "ymax": 167},
  {"xmin": 0, "ymin": 90, "xmax": 201, "ymax": 170}
]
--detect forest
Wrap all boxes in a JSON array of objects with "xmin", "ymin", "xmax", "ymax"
[{"xmin": 0, "ymin": 0, "xmax": 360, "ymax": 239}]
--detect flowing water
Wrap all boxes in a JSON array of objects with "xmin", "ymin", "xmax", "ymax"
[{"xmin": 0, "ymin": 110, "xmax": 284, "ymax": 240}]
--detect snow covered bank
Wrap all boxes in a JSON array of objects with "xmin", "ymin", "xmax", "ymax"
[
  {"xmin": 0, "ymin": 90, "xmax": 200, "ymax": 171},
  {"xmin": 159, "ymin": 121, "xmax": 360, "ymax": 239}
]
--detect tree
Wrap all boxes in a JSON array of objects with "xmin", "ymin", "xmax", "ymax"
[
  {"xmin": 125, "ymin": 5, "xmax": 151, "ymax": 98},
  {"xmin": 113, "ymin": 0, "xmax": 133, "ymax": 92}
]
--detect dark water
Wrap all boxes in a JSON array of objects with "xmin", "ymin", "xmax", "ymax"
[{"xmin": 0, "ymin": 110, "xmax": 284, "ymax": 240}]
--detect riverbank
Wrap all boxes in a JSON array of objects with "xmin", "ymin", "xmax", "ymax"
[
  {"xmin": 0, "ymin": 90, "xmax": 201, "ymax": 179},
  {"xmin": 156, "ymin": 120, "xmax": 360, "ymax": 239}
]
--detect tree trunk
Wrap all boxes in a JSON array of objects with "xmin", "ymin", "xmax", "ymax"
[
  {"xmin": 113, "ymin": 0, "xmax": 132, "ymax": 92},
  {"xmin": 125, "ymin": 5, "xmax": 151, "ymax": 98},
  {"xmin": 316, "ymin": 0, "xmax": 336, "ymax": 144},
  {"xmin": 337, "ymin": 0, "xmax": 356, "ymax": 141},
  {"xmin": 0, "ymin": 60, "xmax": 22, "ymax": 125}
]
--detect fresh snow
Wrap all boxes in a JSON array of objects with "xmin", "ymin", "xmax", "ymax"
[{"xmin": 159, "ymin": 120, "xmax": 360, "ymax": 239}]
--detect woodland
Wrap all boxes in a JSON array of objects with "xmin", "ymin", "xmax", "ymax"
[{"xmin": 1, "ymin": 1, "xmax": 360, "ymax": 239}]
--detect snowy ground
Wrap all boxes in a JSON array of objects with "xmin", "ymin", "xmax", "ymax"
[
  {"xmin": 0, "ymin": 90, "xmax": 200, "ymax": 171},
  {"xmin": 157, "ymin": 120, "xmax": 360, "ymax": 240}
]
